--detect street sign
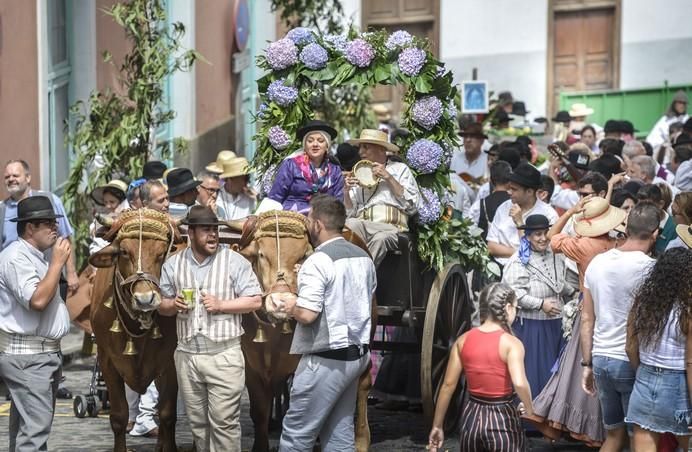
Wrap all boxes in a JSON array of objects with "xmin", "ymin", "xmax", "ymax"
[
  {"xmin": 233, "ymin": 0, "xmax": 250, "ymax": 53},
  {"xmin": 233, "ymin": 49, "xmax": 251, "ymax": 73}
]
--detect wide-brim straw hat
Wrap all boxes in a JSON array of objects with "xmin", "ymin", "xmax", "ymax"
[
  {"xmin": 569, "ymin": 103, "xmax": 594, "ymax": 117},
  {"xmin": 206, "ymin": 150, "xmax": 237, "ymax": 174},
  {"xmin": 676, "ymin": 224, "xmax": 692, "ymax": 248},
  {"xmin": 347, "ymin": 129, "xmax": 399, "ymax": 153},
  {"xmin": 220, "ymin": 157, "xmax": 250, "ymax": 179},
  {"xmin": 373, "ymin": 104, "xmax": 392, "ymax": 122},
  {"xmin": 91, "ymin": 179, "xmax": 128, "ymax": 206},
  {"xmin": 573, "ymin": 197, "xmax": 627, "ymax": 237}
]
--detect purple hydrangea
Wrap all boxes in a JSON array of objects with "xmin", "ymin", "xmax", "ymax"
[
  {"xmin": 436, "ymin": 66, "xmax": 446, "ymax": 77},
  {"xmin": 446, "ymin": 101, "xmax": 458, "ymax": 120},
  {"xmin": 265, "ymin": 38, "xmax": 298, "ymax": 70},
  {"xmin": 258, "ymin": 103, "xmax": 269, "ymax": 119},
  {"xmin": 267, "ymin": 79, "xmax": 299, "ymax": 106},
  {"xmin": 407, "ymin": 139, "xmax": 443, "ymax": 174},
  {"xmin": 441, "ymin": 142, "xmax": 453, "ymax": 167},
  {"xmin": 385, "ymin": 30, "xmax": 413, "ymax": 50},
  {"xmin": 285, "ymin": 27, "xmax": 315, "ymax": 46},
  {"xmin": 411, "ymin": 96, "xmax": 443, "ymax": 130},
  {"xmin": 260, "ymin": 165, "xmax": 278, "ymax": 196},
  {"xmin": 345, "ymin": 39, "xmax": 375, "ymax": 68},
  {"xmin": 398, "ymin": 47, "xmax": 426, "ymax": 76},
  {"xmin": 324, "ymin": 34, "xmax": 348, "ymax": 53},
  {"xmin": 268, "ymin": 126, "xmax": 291, "ymax": 150},
  {"xmin": 418, "ymin": 187, "xmax": 442, "ymax": 225},
  {"xmin": 299, "ymin": 43, "xmax": 329, "ymax": 69}
]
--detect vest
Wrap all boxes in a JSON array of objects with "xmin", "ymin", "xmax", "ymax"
[{"xmin": 171, "ymin": 248, "xmax": 243, "ymax": 343}]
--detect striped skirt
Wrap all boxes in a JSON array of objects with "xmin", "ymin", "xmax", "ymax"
[{"xmin": 459, "ymin": 395, "xmax": 527, "ymax": 452}]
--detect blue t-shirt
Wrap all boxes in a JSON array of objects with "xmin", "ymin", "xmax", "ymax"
[{"xmin": 1, "ymin": 190, "xmax": 74, "ymax": 249}]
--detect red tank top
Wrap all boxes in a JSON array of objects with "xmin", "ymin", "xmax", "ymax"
[{"xmin": 460, "ymin": 328, "xmax": 514, "ymax": 398}]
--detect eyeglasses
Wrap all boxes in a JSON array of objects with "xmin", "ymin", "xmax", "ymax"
[
  {"xmin": 199, "ymin": 185, "xmax": 220, "ymax": 195},
  {"xmin": 33, "ymin": 219, "xmax": 58, "ymax": 228}
]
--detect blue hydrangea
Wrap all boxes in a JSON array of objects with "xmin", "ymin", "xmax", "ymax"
[
  {"xmin": 411, "ymin": 96, "xmax": 443, "ymax": 130},
  {"xmin": 258, "ymin": 103, "xmax": 269, "ymax": 119},
  {"xmin": 324, "ymin": 34, "xmax": 348, "ymax": 53},
  {"xmin": 385, "ymin": 30, "xmax": 413, "ymax": 50},
  {"xmin": 299, "ymin": 43, "xmax": 329, "ymax": 70},
  {"xmin": 447, "ymin": 100, "xmax": 458, "ymax": 120},
  {"xmin": 265, "ymin": 38, "xmax": 298, "ymax": 70},
  {"xmin": 260, "ymin": 165, "xmax": 278, "ymax": 195},
  {"xmin": 436, "ymin": 66, "xmax": 446, "ymax": 77},
  {"xmin": 406, "ymin": 139, "xmax": 443, "ymax": 174},
  {"xmin": 268, "ymin": 126, "xmax": 291, "ymax": 150},
  {"xmin": 267, "ymin": 79, "xmax": 299, "ymax": 106},
  {"xmin": 345, "ymin": 39, "xmax": 375, "ymax": 68},
  {"xmin": 418, "ymin": 187, "xmax": 442, "ymax": 225},
  {"xmin": 286, "ymin": 27, "xmax": 315, "ymax": 46},
  {"xmin": 398, "ymin": 47, "xmax": 426, "ymax": 76}
]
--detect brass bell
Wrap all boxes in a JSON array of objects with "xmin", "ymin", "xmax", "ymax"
[
  {"xmin": 253, "ymin": 324, "xmax": 268, "ymax": 343},
  {"xmin": 103, "ymin": 297, "xmax": 113, "ymax": 309},
  {"xmin": 280, "ymin": 321, "xmax": 293, "ymax": 335},
  {"xmin": 109, "ymin": 319, "xmax": 123, "ymax": 333},
  {"xmin": 151, "ymin": 325, "xmax": 162, "ymax": 339},
  {"xmin": 123, "ymin": 338, "xmax": 137, "ymax": 356}
]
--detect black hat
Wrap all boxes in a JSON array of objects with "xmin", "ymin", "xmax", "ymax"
[
  {"xmin": 336, "ymin": 143, "xmax": 360, "ymax": 172},
  {"xmin": 10, "ymin": 196, "xmax": 63, "ymax": 223},
  {"xmin": 498, "ymin": 91, "xmax": 514, "ymax": 106},
  {"xmin": 603, "ymin": 119, "xmax": 623, "ymax": 134},
  {"xmin": 296, "ymin": 120, "xmax": 337, "ymax": 141},
  {"xmin": 620, "ymin": 120, "xmax": 638, "ymax": 135},
  {"xmin": 493, "ymin": 109, "xmax": 511, "ymax": 125},
  {"xmin": 552, "ymin": 111, "xmax": 572, "ymax": 123},
  {"xmin": 511, "ymin": 101, "xmax": 529, "ymax": 116},
  {"xmin": 166, "ymin": 168, "xmax": 201, "ymax": 197},
  {"xmin": 508, "ymin": 162, "xmax": 541, "ymax": 189},
  {"xmin": 673, "ymin": 133, "xmax": 692, "ymax": 148},
  {"xmin": 498, "ymin": 146, "xmax": 521, "ymax": 169},
  {"xmin": 517, "ymin": 214, "xmax": 551, "ymax": 231},
  {"xmin": 142, "ymin": 161, "xmax": 168, "ymax": 180},
  {"xmin": 181, "ymin": 205, "xmax": 224, "ymax": 226}
]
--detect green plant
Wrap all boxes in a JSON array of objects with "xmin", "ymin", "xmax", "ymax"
[
  {"xmin": 63, "ymin": 0, "xmax": 201, "ymax": 265},
  {"xmin": 271, "ymin": 0, "xmax": 345, "ymax": 35}
]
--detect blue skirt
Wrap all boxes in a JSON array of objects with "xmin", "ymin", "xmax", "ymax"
[{"xmin": 513, "ymin": 317, "xmax": 565, "ymax": 397}]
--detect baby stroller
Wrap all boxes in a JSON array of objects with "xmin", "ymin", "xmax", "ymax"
[{"xmin": 73, "ymin": 334, "xmax": 109, "ymax": 418}]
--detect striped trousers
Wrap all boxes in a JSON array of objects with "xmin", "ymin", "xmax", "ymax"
[{"xmin": 459, "ymin": 395, "xmax": 526, "ymax": 452}]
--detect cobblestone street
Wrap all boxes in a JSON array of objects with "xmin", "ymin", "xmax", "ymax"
[{"xmin": 0, "ymin": 354, "xmax": 595, "ymax": 451}]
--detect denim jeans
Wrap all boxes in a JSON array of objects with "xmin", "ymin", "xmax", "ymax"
[{"xmin": 592, "ymin": 355, "xmax": 635, "ymax": 430}]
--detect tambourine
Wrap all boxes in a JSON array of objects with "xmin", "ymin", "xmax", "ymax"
[{"xmin": 352, "ymin": 160, "xmax": 380, "ymax": 188}]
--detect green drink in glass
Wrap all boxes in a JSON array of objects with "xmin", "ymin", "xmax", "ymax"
[{"xmin": 182, "ymin": 288, "xmax": 195, "ymax": 309}]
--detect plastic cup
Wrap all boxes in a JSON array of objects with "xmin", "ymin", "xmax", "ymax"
[{"xmin": 181, "ymin": 288, "xmax": 195, "ymax": 308}]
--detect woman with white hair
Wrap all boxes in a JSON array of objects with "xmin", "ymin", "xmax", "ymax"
[{"xmin": 266, "ymin": 120, "xmax": 344, "ymax": 215}]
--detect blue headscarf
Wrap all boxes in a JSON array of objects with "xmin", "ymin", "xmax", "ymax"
[{"xmin": 518, "ymin": 235, "xmax": 532, "ymax": 265}]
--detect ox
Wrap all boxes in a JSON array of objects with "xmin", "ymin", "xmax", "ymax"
[
  {"xmin": 89, "ymin": 208, "xmax": 179, "ymax": 452},
  {"xmin": 230, "ymin": 210, "xmax": 374, "ymax": 452}
]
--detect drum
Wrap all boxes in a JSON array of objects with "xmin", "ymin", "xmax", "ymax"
[{"xmin": 352, "ymin": 160, "xmax": 380, "ymax": 188}]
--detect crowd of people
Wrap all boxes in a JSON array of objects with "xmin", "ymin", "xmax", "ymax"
[{"xmin": 0, "ymin": 88, "xmax": 691, "ymax": 452}]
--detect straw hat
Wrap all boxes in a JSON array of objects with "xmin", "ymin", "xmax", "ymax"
[
  {"xmin": 91, "ymin": 179, "xmax": 128, "ymax": 206},
  {"xmin": 569, "ymin": 103, "xmax": 594, "ymax": 118},
  {"xmin": 573, "ymin": 197, "xmax": 627, "ymax": 237},
  {"xmin": 373, "ymin": 104, "xmax": 392, "ymax": 122},
  {"xmin": 220, "ymin": 157, "xmax": 250, "ymax": 179},
  {"xmin": 347, "ymin": 129, "xmax": 399, "ymax": 153},
  {"xmin": 206, "ymin": 150, "xmax": 237, "ymax": 174},
  {"xmin": 676, "ymin": 224, "xmax": 692, "ymax": 248}
]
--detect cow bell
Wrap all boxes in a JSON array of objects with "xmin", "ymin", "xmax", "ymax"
[
  {"xmin": 109, "ymin": 319, "xmax": 123, "ymax": 333},
  {"xmin": 103, "ymin": 297, "xmax": 114, "ymax": 309},
  {"xmin": 151, "ymin": 325, "xmax": 162, "ymax": 339},
  {"xmin": 253, "ymin": 324, "xmax": 268, "ymax": 343},
  {"xmin": 280, "ymin": 321, "xmax": 293, "ymax": 335},
  {"xmin": 123, "ymin": 338, "xmax": 137, "ymax": 356}
]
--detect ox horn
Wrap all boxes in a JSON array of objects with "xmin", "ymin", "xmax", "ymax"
[
  {"xmin": 224, "ymin": 219, "xmax": 246, "ymax": 233},
  {"xmin": 95, "ymin": 213, "xmax": 115, "ymax": 228}
]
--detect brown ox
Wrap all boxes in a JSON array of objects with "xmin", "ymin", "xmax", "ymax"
[
  {"xmin": 231, "ymin": 210, "xmax": 374, "ymax": 452},
  {"xmin": 89, "ymin": 209, "xmax": 179, "ymax": 452}
]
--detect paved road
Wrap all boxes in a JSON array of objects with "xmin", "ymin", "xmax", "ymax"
[{"xmin": 0, "ymin": 355, "xmax": 594, "ymax": 451}]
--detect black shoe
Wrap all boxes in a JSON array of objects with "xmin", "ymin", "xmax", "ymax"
[{"xmin": 56, "ymin": 387, "xmax": 73, "ymax": 399}]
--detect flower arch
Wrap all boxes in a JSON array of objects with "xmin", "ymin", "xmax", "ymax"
[{"xmin": 254, "ymin": 27, "xmax": 492, "ymax": 272}]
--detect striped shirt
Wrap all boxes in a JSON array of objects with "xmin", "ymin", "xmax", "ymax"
[
  {"xmin": 0, "ymin": 239, "xmax": 70, "ymax": 353},
  {"xmin": 160, "ymin": 247, "xmax": 261, "ymax": 352},
  {"xmin": 502, "ymin": 249, "xmax": 575, "ymax": 320}
]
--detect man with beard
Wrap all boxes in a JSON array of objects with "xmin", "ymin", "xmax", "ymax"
[
  {"xmin": 278, "ymin": 194, "xmax": 377, "ymax": 451},
  {"xmin": 158, "ymin": 205, "xmax": 262, "ymax": 451},
  {"xmin": 0, "ymin": 196, "xmax": 71, "ymax": 450}
]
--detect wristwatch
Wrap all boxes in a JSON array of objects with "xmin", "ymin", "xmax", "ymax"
[{"xmin": 580, "ymin": 360, "xmax": 592, "ymax": 368}]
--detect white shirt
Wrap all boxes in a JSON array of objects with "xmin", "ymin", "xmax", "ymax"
[
  {"xmin": 584, "ymin": 249, "xmax": 654, "ymax": 361},
  {"xmin": 450, "ymin": 148, "xmax": 488, "ymax": 181},
  {"xmin": 486, "ymin": 199, "xmax": 559, "ymax": 266},
  {"xmin": 449, "ymin": 173, "xmax": 473, "ymax": 218},
  {"xmin": 550, "ymin": 186, "xmax": 579, "ymax": 211},
  {"xmin": 646, "ymin": 114, "xmax": 689, "ymax": 149},
  {"xmin": 348, "ymin": 160, "xmax": 420, "ymax": 217},
  {"xmin": 216, "ymin": 190, "xmax": 256, "ymax": 220},
  {"xmin": 468, "ymin": 182, "xmax": 492, "ymax": 224}
]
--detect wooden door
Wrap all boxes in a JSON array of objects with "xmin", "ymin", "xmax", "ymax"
[
  {"xmin": 550, "ymin": 6, "xmax": 617, "ymax": 114},
  {"xmin": 362, "ymin": 0, "xmax": 439, "ymax": 121}
]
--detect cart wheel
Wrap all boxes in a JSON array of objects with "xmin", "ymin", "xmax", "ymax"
[
  {"xmin": 73, "ymin": 395, "xmax": 88, "ymax": 418},
  {"xmin": 421, "ymin": 262, "xmax": 473, "ymax": 433},
  {"xmin": 87, "ymin": 395, "xmax": 100, "ymax": 417}
]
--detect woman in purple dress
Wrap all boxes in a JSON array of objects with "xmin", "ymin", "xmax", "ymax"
[{"xmin": 267, "ymin": 120, "xmax": 344, "ymax": 214}]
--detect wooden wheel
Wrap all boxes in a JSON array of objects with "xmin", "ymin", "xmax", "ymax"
[{"xmin": 421, "ymin": 262, "xmax": 473, "ymax": 432}]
